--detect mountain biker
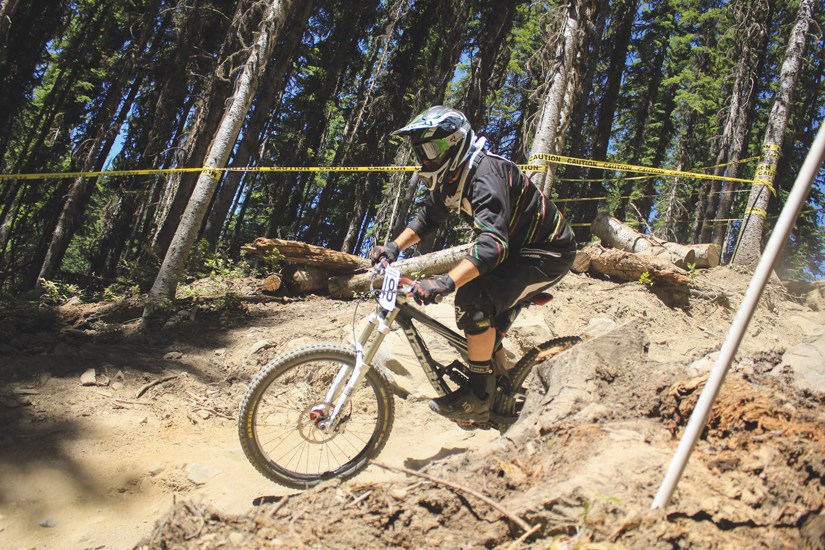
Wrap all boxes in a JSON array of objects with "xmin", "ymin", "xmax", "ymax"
[{"xmin": 370, "ymin": 105, "xmax": 576, "ymax": 423}]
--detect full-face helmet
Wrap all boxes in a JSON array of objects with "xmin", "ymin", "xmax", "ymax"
[{"xmin": 392, "ymin": 106, "xmax": 482, "ymax": 208}]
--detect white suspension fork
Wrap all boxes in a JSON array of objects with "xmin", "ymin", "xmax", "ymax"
[{"xmin": 317, "ymin": 306, "xmax": 399, "ymax": 432}]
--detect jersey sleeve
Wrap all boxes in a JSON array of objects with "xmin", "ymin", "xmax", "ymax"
[
  {"xmin": 406, "ymin": 191, "xmax": 449, "ymax": 238},
  {"xmin": 464, "ymin": 163, "xmax": 511, "ymax": 275}
]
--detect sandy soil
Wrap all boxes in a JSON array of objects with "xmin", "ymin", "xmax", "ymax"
[
  {"xmin": 0, "ymin": 294, "xmax": 501, "ymax": 549},
  {"xmin": 0, "ymin": 268, "xmax": 823, "ymax": 549}
]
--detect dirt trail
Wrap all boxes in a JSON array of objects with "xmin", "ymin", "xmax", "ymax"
[
  {"xmin": 0, "ymin": 296, "xmax": 499, "ymax": 549},
  {"xmin": 1, "ymin": 268, "xmax": 823, "ymax": 548}
]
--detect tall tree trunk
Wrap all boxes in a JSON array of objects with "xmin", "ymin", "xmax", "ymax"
[
  {"xmin": 303, "ymin": 0, "xmax": 407, "ymax": 244},
  {"xmin": 35, "ymin": 77, "xmax": 143, "ymax": 287},
  {"xmin": 731, "ymin": 0, "xmax": 812, "ymax": 268},
  {"xmin": 0, "ymin": 1, "xmax": 108, "ymax": 257},
  {"xmin": 0, "ymin": 0, "xmax": 63, "ymax": 160},
  {"xmin": 338, "ymin": 0, "xmax": 464, "ymax": 253},
  {"xmin": 555, "ymin": 0, "xmax": 604, "ymax": 204},
  {"xmin": 460, "ymin": 0, "xmax": 520, "ymax": 130},
  {"xmin": 149, "ymin": 97, "xmax": 227, "ymax": 258},
  {"xmin": 366, "ymin": 0, "xmax": 470, "ymax": 248},
  {"xmin": 288, "ymin": 1, "xmax": 378, "ymax": 240},
  {"xmin": 710, "ymin": 0, "xmax": 773, "ymax": 255},
  {"xmin": 143, "ymin": 0, "xmax": 294, "ymax": 329},
  {"xmin": 0, "ymin": 0, "xmax": 21, "ymax": 55},
  {"xmin": 528, "ymin": 0, "xmax": 598, "ymax": 196},
  {"xmin": 614, "ymin": 2, "xmax": 672, "ymax": 220},
  {"xmin": 340, "ymin": 174, "xmax": 373, "ymax": 254},
  {"xmin": 148, "ymin": 1, "xmax": 251, "ymax": 259},
  {"xmin": 35, "ymin": 0, "xmax": 161, "ymax": 286},
  {"xmin": 572, "ymin": 0, "xmax": 636, "ymax": 236},
  {"xmin": 201, "ymin": 1, "xmax": 313, "ymax": 249},
  {"xmin": 96, "ymin": 0, "xmax": 214, "ymax": 276}
]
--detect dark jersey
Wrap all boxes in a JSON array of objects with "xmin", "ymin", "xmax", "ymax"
[{"xmin": 407, "ymin": 152, "xmax": 575, "ymax": 275}]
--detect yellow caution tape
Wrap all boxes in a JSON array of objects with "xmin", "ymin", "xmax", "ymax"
[
  {"xmin": 527, "ymin": 153, "xmax": 761, "ymax": 185},
  {"xmin": 556, "ymin": 156, "xmax": 761, "ymax": 185},
  {"xmin": 0, "ymin": 165, "xmax": 426, "ymax": 181},
  {"xmin": 568, "ymin": 208, "xmax": 818, "ymax": 228},
  {"xmin": 753, "ymin": 164, "xmax": 777, "ymax": 178},
  {"xmin": 518, "ymin": 164, "xmax": 549, "ymax": 173},
  {"xmin": 0, "ymin": 162, "xmax": 548, "ymax": 182},
  {"xmin": 552, "ymin": 188, "xmax": 753, "ymax": 203},
  {"xmin": 0, "ymin": 151, "xmax": 764, "ymax": 185},
  {"xmin": 699, "ymin": 155, "xmax": 762, "ymax": 170},
  {"xmin": 752, "ymin": 163, "xmax": 778, "ymax": 196},
  {"xmin": 744, "ymin": 207, "xmax": 768, "ymax": 219}
]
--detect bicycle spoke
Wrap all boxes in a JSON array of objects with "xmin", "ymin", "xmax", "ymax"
[
  {"xmin": 239, "ymin": 344, "xmax": 394, "ymax": 487},
  {"xmin": 273, "ymin": 435, "xmax": 310, "ymax": 468}
]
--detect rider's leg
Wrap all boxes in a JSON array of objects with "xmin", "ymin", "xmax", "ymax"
[
  {"xmin": 429, "ymin": 250, "xmax": 575, "ymax": 421},
  {"xmin": 466, "ymin": 327, "xmax": 496, "ymax": 398},
  {"xmin": 428, "ymin": 308, "xmax": 496, "ymax": 421},
  {"xmin": 467, "ymin": 327, "xmax": 495, "ymax": 362}
]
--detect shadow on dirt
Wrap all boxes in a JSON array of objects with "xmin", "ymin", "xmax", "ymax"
[
  {"xmin": 0, "ymin": 416, "xmax": 95, "ymax": 509},
  {"xmin": 0, "ymin": 296, "xmax": 308, "ymax": 510}
]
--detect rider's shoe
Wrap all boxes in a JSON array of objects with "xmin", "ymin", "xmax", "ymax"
[{"xmin": 428, "ymin": 385, "xmax": 491, "ymax": 422}]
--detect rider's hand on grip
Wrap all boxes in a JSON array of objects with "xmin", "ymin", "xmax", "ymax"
[
  {"xmin": 369, "ymin": 241, "xmax": 399, "ymax": 266},
  {"xmin": 410, "ymin": 275, "xmax": 455, "ymax": 306}
]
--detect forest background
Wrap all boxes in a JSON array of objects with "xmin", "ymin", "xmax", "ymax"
[{"xmin": 0, "ymin": 0, "xmax": 822, "ymax": 318}]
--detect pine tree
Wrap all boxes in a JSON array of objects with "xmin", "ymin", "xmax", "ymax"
[
  {"xmin": 732, "ymin": 0, "xmax": 814, "ymax": 267},
  {"xmin": 143, "ymin": 0, "xmax": 297, "ymax": 328}
]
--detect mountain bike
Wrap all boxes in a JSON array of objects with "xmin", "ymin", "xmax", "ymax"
[{"xmin": 238, "ymin": 263, "xmax": 580, "ymax": 489}]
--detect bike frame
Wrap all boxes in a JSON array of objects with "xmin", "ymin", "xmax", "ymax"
[
  {"xmin": 317, "ymin": 255, "xmax": 549, "ymax": 433},
  {"xmin": 318, "ymin": 291, "xmax": 496, "ymax": 432}
]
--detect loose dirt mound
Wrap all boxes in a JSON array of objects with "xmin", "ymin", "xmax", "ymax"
[
  {"xmin": 141, "ymin": 351, "xmax": 825, "ymax": 548},
  {"xmin": 1, "ymin": 268, "xmax": 824, "ymax": 549}
]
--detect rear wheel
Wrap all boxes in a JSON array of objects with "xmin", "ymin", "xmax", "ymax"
[
  {"xmin": 238, "ymin": 343, "xmax": 394, "ymax": 489},
  {"xmin": 494, "ymin": 336, "xmax": 581, "ymax": 420}
]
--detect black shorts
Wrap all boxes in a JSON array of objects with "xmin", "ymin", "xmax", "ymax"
[{"xmin": 454, "ymin": 244, "xmax": 575, "ymax": 334}]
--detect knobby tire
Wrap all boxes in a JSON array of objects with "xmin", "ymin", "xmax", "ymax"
[
  {"xmin": 238, "ymin": 343, "xmax": 395, "ymax": 489},
  {"xmin": 495, "ymin": 336, "xmax": 581, "ymax": 422}
]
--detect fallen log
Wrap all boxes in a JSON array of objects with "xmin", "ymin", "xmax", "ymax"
[
  {"xmin": 289, "ymin": 266, "xmax": 328, "ymax": 293},
  {"xmin": 591, "ymin": 213, "xmax": 719, "ymax": 268},
  {"xmin": 261, "ymin": 274, "xmax": 281, "ymax": 292},
  {"xmin": 571, "ymin": 250, "xmax": 591, "ymax": 273},
  {"xmin": 328, "ymin": 244, "xmax": 472, "ymax": 299},
  {"xmin": 579, "ymin": 243, "xmax": 691, "ymax": 286},
  {"xmin": 241, "ymin": 237, "xmax": 369, "ymax": 273}
]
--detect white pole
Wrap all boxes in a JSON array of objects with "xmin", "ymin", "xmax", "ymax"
[{"xmin": 652, "ymin": 121, "xmax": 825, "ymax": 509}]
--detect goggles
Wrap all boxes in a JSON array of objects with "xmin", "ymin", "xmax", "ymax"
[{"xmin": 412, "ymin": 138, "xmax": 449, "ymax": 165}]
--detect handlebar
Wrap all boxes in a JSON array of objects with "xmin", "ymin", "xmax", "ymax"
[
  {"xmin": 372, "ymin": 259, "xmax": 446, "ymax": 305},
  {"xmin": 374, "ymin": 259, "xmax": 414, "ymax": 286}
]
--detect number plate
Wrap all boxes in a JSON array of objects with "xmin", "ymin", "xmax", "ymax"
[{"xmin": 378, "ymin": 267, "xmax": 400, "ymax": 311}]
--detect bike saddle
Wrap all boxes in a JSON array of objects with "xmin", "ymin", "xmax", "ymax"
[{"xmin": 528, "ymin": 292, "xmax": 553, "ymax": 306}]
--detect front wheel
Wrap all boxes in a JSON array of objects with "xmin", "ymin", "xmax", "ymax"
[{"xmin": 238, "ymin": 343, "xmax": 395, "ymax": 489}]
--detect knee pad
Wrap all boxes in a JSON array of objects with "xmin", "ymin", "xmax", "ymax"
[{"xmin": 456, "ymin": 307, "xmax": 493, "ymax": 335}]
